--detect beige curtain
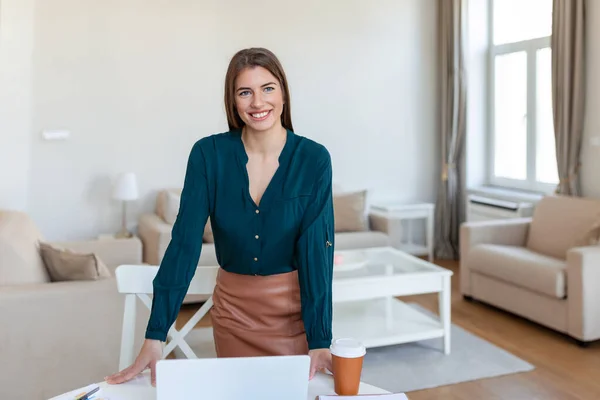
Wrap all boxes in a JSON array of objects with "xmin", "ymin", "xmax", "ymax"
[
  {"xmin": 434, "ymin": 0, "xmax": 467, "ymax": 260},
  {"xmin": 552, "ymin": 0, "xmax": 586, "ymax": 196}
]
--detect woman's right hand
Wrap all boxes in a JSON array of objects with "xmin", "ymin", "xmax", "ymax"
[{"xmin": 105, "ymin": 339, "xmax": 163, "ymax": 387}]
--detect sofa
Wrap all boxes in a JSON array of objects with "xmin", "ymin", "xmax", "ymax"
[
  {"xmin": 0, "ymin": 210, "xmax": 149, "ymax": 400},
  {"xmin": 138, "ymin": 188, "xmax": 391, "ymax": 302},
  {"xmin": 460, "ymin": 194, "xmax": 600, "ymax": 345}
]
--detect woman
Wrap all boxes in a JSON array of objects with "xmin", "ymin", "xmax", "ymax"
[{"xmin": 105, "ymin": 47, "xmax": 334, "ymax": 387}]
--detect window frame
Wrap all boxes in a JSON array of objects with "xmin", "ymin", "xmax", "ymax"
[{"xmin": 487, "ymin": 0, "xmax": 556, "ymax": 194}]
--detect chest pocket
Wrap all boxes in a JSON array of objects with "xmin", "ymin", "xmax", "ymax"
[
  {"xmin": 281, "ymin": 178, "xmax": 312, "ymax": 196},
  {"xmin": 268, "ymin": 176, "xmax": 315, "ymax": 235},
  {"xmin": 271, "ymin": 181, "xmax": 312, "ymax": 208},
  {"xmin": 265, "ymin": 191, "xmax": 311, "ymax": 240},
  {"xmin": 278, "ymin": 177, "xmax": 313, "ymax": 200}
]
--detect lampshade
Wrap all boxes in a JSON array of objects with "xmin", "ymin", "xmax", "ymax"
[{"xmin": 113, "ymin": 172, "xmax": 139, "ymax": 201}]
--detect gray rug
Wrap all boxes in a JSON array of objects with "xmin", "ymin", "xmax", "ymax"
[{"xmin": 360, "ymin": 304, "xmax": 535, "ymax": 393}]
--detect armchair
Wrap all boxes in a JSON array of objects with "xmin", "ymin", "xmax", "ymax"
[{"xmin": 460, "ymin": 195, "xmax": 600, "ymax": 345}]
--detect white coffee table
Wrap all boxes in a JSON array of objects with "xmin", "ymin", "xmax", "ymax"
[
  {"xmin": 50, "ymin": 370, "xmax": 391, "ymax": 399},
  {"xmin": 170, "ymin": 247, "xmax": 452, "ymax": 358},
  {"xmin": 332, "ymin": 247, "xmax": 452, "ymax": 354}
]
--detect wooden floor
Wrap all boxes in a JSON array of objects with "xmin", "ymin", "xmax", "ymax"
[{"xmin": 177, "ymin": 259, "xmax": 600, "ymax": 399}]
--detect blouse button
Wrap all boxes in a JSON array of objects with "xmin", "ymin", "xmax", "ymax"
[
  {"xmin": 254, "ymin": 257, "xmax": 258, "ymax": 262},
  {"xmin": 255, "ymin": 209, "xmax": 260, "ymax": 214},
  {"xmin": 255, "ymin": 235, "xmax": 259, "ymax": 239}
]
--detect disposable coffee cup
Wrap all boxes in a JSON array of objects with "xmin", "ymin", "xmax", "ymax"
[{"xmin": 330, "ymin": 338, "xmax": 366, "ymax": 395}]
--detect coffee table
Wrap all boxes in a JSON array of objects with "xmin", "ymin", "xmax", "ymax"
[
  {"xmin": 332, "ymin": 247, "xmax": 452, "ymax": 354},
  {"xmin": 50, "ymin": 370, "xmax": 392, "ymax": 399},
  {"xmin": 173, "ymin": 246, "xmax": 452, "ymax": 358}
]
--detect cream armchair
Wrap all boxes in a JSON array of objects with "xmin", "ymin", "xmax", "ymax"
[
  {"xmin": 0, "ymin": 211, "xmax": 149, "ymax": 400},
  {"xmin": 460, "ymin": 195, "xmax": 600, "ymax": 346}
]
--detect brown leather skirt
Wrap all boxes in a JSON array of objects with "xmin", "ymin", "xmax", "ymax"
[{"xmin": 210, "ymin": 267, "xmax": 309, "ymax": 358}]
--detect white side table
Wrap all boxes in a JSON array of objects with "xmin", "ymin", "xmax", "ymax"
[{"xmin": 370, "ymin": 202, "xmax": 435, "ymax": 261}]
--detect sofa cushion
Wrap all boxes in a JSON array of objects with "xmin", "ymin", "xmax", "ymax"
[
  {"xmin": 203, "ymin": 219, "xmax": 214, "ymax": 243},
  {"xmin": 333, "ymin": 190, "xmax": 368, "ymax": 232},
  {"xmin": 162, "ymin": 190, "xmax": 182, "ymax": 225},
  {"xmin": 39, "ymin": 242, "xmax": 111, "ymax": 281},
  {"xmin": 156, "ymin": 188, "xmax": 182, "ymax": 221},
  {"xmin": 468, "ymin": 244, "xmax": 567, "ymax": 298},
  {"xmin": 198, "ymin": 243, "xmax": 219, "ymax": 266},
  {"xmin": 0, "ymin": 210, "xmax": 50, "ymax": 286},
  {"xmin": 157, "ymin": 189, "xmax": 213, "ymax": 243},
  {"xmin": 334, "ymin": 231, "xmax": 389, "ymax": 250},
  {"xmin": 526, "ymin": 195, "xmax": 600, "ymax": 260}
]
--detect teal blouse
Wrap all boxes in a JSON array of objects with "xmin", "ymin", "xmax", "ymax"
[{"xmin": 145, "ymin": 129, "xmax": 335, "ymax": 350}]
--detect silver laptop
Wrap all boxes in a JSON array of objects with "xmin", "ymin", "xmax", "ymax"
[{"xmin": 156, "ymin": 355, "xmax": 311, "ymax": 400}]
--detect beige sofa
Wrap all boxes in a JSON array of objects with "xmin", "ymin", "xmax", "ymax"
[
  {"xmin": 139, "ymin": 188, "xmax": 392, "ymax": 268},
  {"xmin": 0, "ymin": 210, "xmax": 149, "ymax": 400},
  {"xmin": 139, "ymin": 189, "xmax": 391, "ymax": 304},
  {"xmin": 460, "ymin": 195, "xmax": 600, "ymax": 345}
]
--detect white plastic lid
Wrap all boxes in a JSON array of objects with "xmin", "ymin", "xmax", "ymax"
[{"xmin": 330, "ymin": 338, "xmax": 366, "ymax": 358}]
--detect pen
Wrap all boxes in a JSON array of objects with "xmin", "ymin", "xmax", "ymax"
[{"xmin": 75, "ymin": 386, "xmax": 100, "ymax": 400}]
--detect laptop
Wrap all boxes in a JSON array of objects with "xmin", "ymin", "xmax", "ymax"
[{"xmin": 156, "ymin": 355, "xmax": 311, "ymax": 400}]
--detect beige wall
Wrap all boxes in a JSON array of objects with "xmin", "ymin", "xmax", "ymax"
[
  {"xmin": 0, "ymin": 0, "xmax": 438, "ymax": 240},
  {"xmin": 0, "ymin": 0, "xmax": 34, "ymax": 211}
]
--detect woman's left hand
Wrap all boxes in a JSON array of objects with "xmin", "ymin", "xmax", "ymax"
[{"xmin": 308, "ymin": 348, "xmax": 333, "ymax": 380}]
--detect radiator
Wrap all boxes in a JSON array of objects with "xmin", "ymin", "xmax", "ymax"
[{"xmin": 466, "ymin": 194, "xmax": 535, "ymax": 222}]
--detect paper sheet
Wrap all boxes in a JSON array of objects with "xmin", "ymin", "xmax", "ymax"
[{"xmin": 317, "ymin": 394, "xmax": 408, "ymax": 400}]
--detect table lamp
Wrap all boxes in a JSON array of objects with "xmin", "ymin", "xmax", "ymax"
[{"xmin": 112, "ymin": 172, "xmax": 139, "ymax": 238}]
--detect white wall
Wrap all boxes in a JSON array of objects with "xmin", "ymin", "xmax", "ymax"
[
  {"xmin": 0, "ymin": 0, "xmax": 34, "ymax": 211},
  {"xmin": 0, "ymin": 0, "xmax": 438, "ymax": 240},
  {"xmin": 581, "ymin": 0, "xmax": 600, "ymax": 198}
]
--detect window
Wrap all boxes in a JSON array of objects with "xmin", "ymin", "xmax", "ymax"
[{"xmin": 488, "ymin": 0, "xmax": 558, "ymax": 192}]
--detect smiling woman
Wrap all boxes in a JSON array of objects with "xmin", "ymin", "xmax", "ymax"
[
  {"xmin": 224, "ymin": 47, "xmax": 294, "ymax": 132},
  {"xmin": 105, "ymin": 47, "xmax": 336, "ymax": 387}
]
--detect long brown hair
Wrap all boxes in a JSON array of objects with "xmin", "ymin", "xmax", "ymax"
[{"xmin": 224, "ymin": 48, "xmax": 294, "ymax": 132}]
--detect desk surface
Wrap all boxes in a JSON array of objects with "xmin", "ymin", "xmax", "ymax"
[{"xmin": 52, "ymin": 370, "xmax": 390, "ymax": 399}]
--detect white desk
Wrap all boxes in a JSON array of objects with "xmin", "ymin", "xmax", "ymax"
[{"xmin": 51, "ymin": 370, "xmax": 390, "ymax": 399}]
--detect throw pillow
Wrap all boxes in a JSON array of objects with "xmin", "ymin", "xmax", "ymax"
[
  {"xmin": 163, "ymin": 190, "xmax": 214, "ymax": 243},
  {"xmin": 203, "ymin": 219, "xmax": 214, "ymax": 243},
  {"xmin": 574, "ymin": 220, "xmax": 600, "ymax": 246},
  {"xmin": 333, "ymin": 190, "xmax": 369, "ymax": 232},
  {"xmin": 163, "ymin": 190, "xmax": 181, "ymax": 225},
  {"xmin": 39, "ymin": 242, "xmax": 111, "ymax": 282}
]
